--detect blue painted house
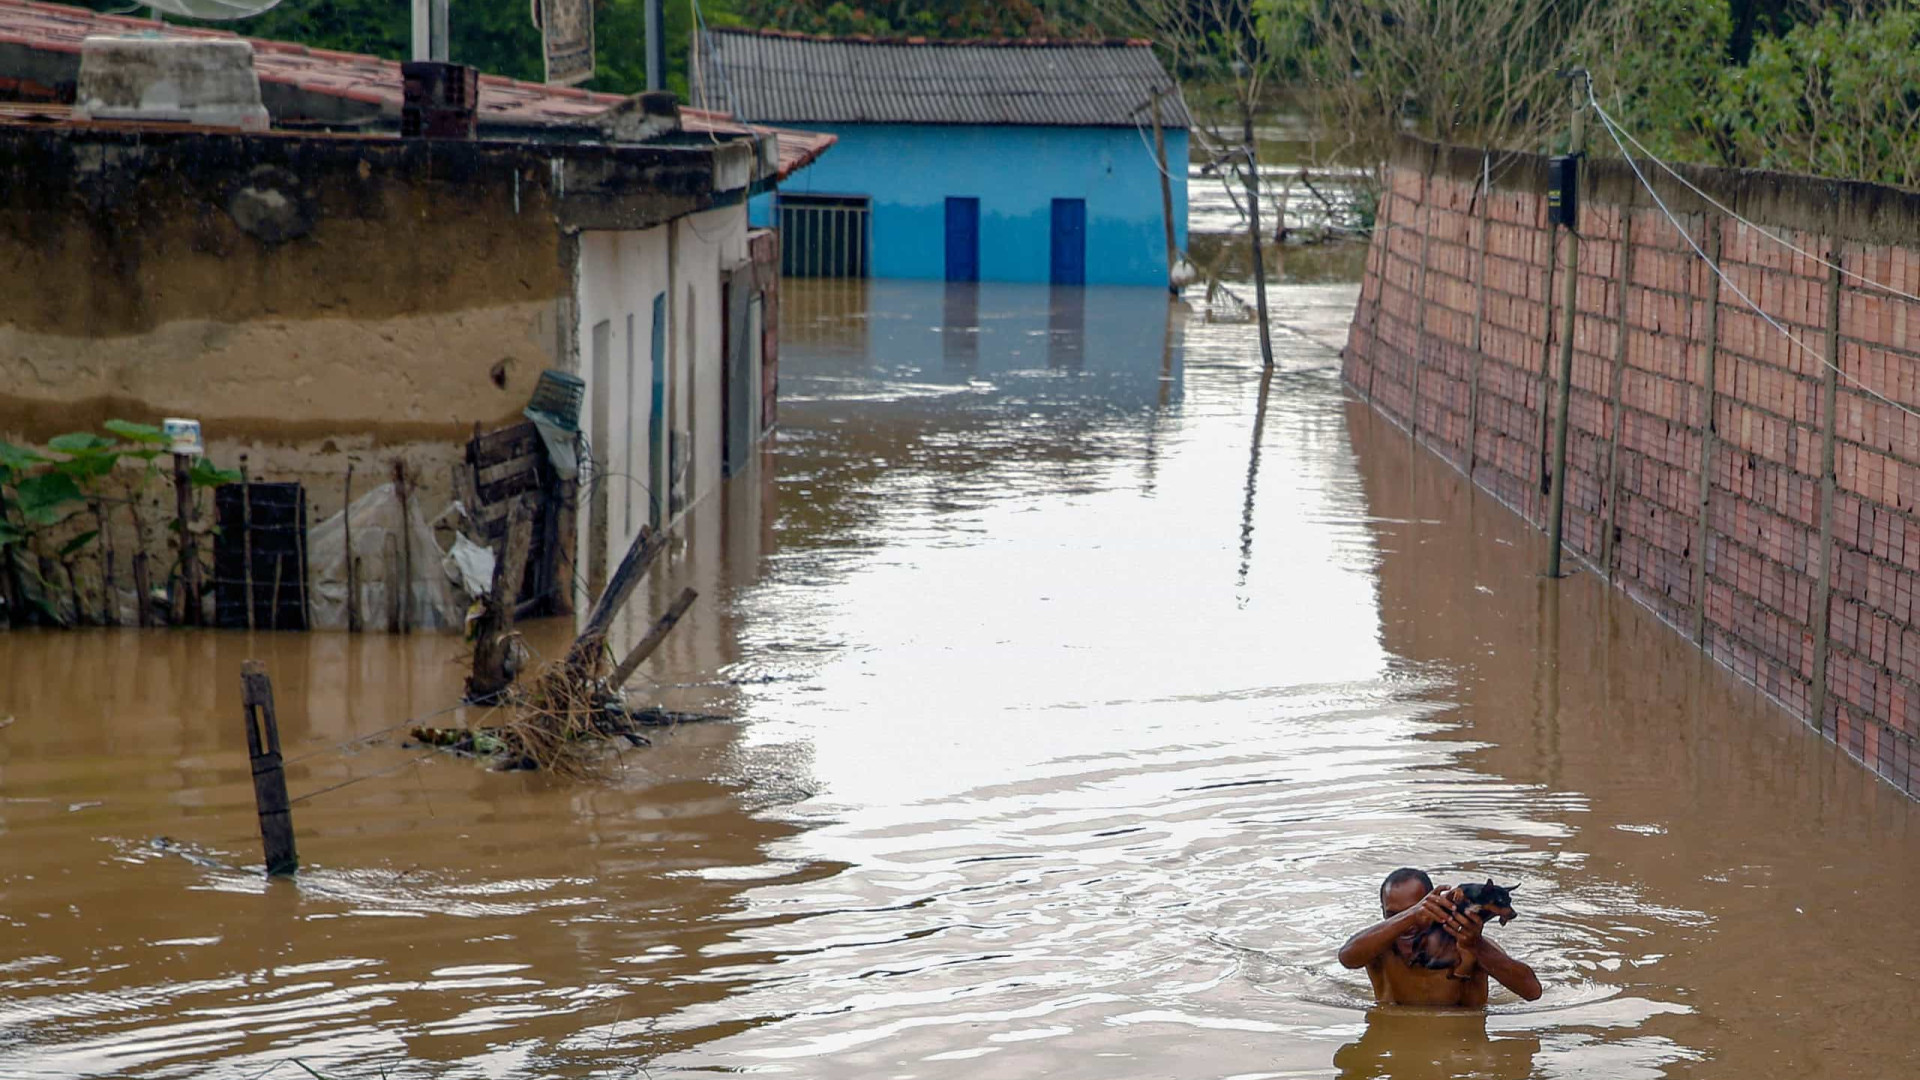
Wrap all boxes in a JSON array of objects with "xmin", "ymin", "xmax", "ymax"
[{"xmin": 698, "ymin": 30, "xmax": 1189, "ymax": 286}]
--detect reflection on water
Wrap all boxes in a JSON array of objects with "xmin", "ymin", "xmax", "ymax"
[
  {"xmin": 2, "ymin": 280, "xmax": 1919, "ymax": 1078},
  {"xmin": 1334, "ymin": 1010, "xmax": 1540, "ymax": 1080}
]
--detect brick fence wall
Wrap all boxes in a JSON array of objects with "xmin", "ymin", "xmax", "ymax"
[{"xmin": 1343, "ymin": 135, "xmax": 1920, "ymax": 799}]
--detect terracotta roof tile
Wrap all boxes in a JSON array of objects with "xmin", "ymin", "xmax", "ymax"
[{"xmin": 0, "ymin": 0, "xmax": 832, "ymax": 178}]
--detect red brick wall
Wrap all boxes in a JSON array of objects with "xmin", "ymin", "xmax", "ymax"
[{"xmin": 1344, "ymin": 137, "xmax": 1920, "ymax": 798}]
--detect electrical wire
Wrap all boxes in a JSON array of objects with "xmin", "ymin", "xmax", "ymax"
[
  {"xmin": 1587, "ymin": 90, "xmax": 1920, "ymax": 308},
  {"xmin": 1587, "ymin": 87, "xmax": 1920, "ymax": 424},
  {"xmin": 288, "ymin": 749, "xmax": 442, "ymax": 806},
  {"xmin": 281, "ymin": 701, "xmax": 467, "ymax": 767}
]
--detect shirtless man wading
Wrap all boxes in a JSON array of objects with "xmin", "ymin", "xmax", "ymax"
[{"xmin": 1338, "ymin": 868, "xmax": 1543, "ymax": 1007}]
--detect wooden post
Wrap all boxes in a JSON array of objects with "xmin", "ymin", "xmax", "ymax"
[
  {"xmin": 1242, "ymin": 107, "xmax": 1275, "ymax": 369},
  {"xmin": 1600, "ymin": 204, "xmax": 1637, "ymax": 579},
  {"xmin": 391, "ymin": 459, "xmax": 412, "ymax": 633},
  {"xmin": 1408, "ymin": 155, "xmax": 1436, "ymax": 441},
  {"xmin": 552, "ymin": 476, "xmax": 579, "ymax": 616},
  {"xmin": 293, "ymin": 485, "xmax": 309, "ymax": 631},
  {"xmin": 1809, "ymin": 249, "xmax": 1844, "ymax": 730},
  {"xmin": 131, "ymin": 549, "xmax": 151, "ymax": 628},
  {"xmin": 1466, "ymin": 151, "xmax": 1492, "ymax": 478},
  {"xmin": 1545, "ymin": 83, "xmax": 1587, "ymax": 579},
  {"xmin": 564, "ymin": 525, "xmax": 671, "ymax": 673},
  {"xmin": 343, "ymin": 465, "xmax": 359, "ymax": 633},
  {"xmin": 240, "ymin": 454, "xmax": 255, "ymax": 630},
  {"xmin": 1690, "ymin": 222, "xmax": 1724, "ymax": 644},
  {"xmin": 1364, "ymin": 169, "xmax": 1397, "ymax": 402},
  {"xmin": 466, "ymin": 500, "xmax": 535, "ymax": 702},
  {"xmin": 94, "ymin": 500, "xmax": 117, "ymax": 626},
  {"xmin": 127, "ymin": 490, "xmax": 152, "ymax": 628},
  {"xmin": 611, "ymin": 586, "xmax": 698, "ymax": 688},
  {"xmin": 171, "ymin": 453, "xmax": 200, "ymax": 625},
  {"xmin": 384, "ymin": 533, "xmax": 401, "ymax": 633},
  {"xmin": 1151, "ymin": 87, "xmax": 1178, "ymax": 291},
  {"xmin": 240, "ymin": 660, "xmax": 297, "ymax": 876}
]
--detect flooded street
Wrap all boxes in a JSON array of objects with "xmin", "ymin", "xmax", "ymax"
[{"xmin": 4, "ymin": 276, "xmax": 1920, "ymax": 1078}]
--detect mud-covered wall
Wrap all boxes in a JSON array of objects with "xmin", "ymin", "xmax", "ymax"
[
  {"xmin": 0, "ymin": 126, "xmax": 575, "ymax": 626},
  {"xmin": 1344, "ymin": 134, "xmax": 1920, "ymax": 799},
  {"xmin": 0, "ymin": 126, "xmax": 572, "ymax": 443}
]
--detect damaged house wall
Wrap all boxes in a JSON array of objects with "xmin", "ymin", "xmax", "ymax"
[{"xmin": 0, "ymin": 122, "xmax": 749, "ymax": 626}]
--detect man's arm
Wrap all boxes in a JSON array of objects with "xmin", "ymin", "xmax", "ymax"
[
  {"xmin": 1463, "ymin": 936, "xmax": 1542, "ymax": 1001},
  {"xmin": 1337, "ymin": 891, "xmax": 1455, "ymax": 969}
]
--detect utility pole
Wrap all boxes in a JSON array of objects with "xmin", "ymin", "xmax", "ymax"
[
  {"xmin": 412, "ymin": 0, "xmax": 449, "ymax": 62},
  {"xmin": 1242, "ymin": 106, "xmax": 1274, "ymax": 368},
  {"xmin": 646, "ymin": 0, "xmax": 666, "ymax": 92},
  {"xmin": 1545, "ymin": 74, "xmax": 1587, "ymax": 579},
  {"xmin": 1151, "ymin": 87, "xmax": 1177, "ymax": 292}
]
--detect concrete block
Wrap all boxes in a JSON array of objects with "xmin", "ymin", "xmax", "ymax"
[{"xmin": 74, "ymin": 35, "xmax": 269, "ymax": 132}]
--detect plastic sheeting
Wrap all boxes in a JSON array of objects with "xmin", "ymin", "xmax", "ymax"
[{"xmin": 307, "ymin": 482, "xmax": 466, "ymax": 632}]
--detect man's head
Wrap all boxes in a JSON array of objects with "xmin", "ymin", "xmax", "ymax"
[{"xmin": 1380, "ymin": 867, "xmax": 1433, "ymax": 917}]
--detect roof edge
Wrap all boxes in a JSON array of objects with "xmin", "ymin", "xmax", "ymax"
[{"xmin": 707, "ymin": 27, "xmax": 1157, "ymax": 49}]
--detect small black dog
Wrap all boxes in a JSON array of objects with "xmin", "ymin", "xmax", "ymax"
[{"xmin": 1406, "ymin": 879, "xmax": 1518, "ymax": 979}]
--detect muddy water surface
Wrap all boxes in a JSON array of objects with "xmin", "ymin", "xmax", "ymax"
[{"xmin": 3, "ymin": 279, "xmax": 1918, "ymax": 1079}]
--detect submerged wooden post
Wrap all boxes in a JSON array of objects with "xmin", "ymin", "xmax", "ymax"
[
  {"xmin": 1545, "ymin": 82, "xmax": 1587, "ymax": 578},
  {"xmin": 343, "ymin": 464, "xmax": 359, "ymax": 633},
  {"xmin": 1809, "ymin": 249, "xmax": 1844, "ymax": 730},
  {"xmin": 611, "ymin": 586, "xmax": 698, "ymax": 689},
  {"xmin": 564, "ymin": 524, "xmax": 672, "ymax": 673},
  {"xmin": 1690, "ymin": 222, "xmax": 1725, "ymax": 644},
  {"xmin": 240, "ymin": 660, "xmax": 297, "ymax": 876},
  {"xmin": 171, "ymin": 452, "xmax": 201, "ymax": 626},
  {"xmin": 466, "ymin": 500, "xmax": 534, "ymax": 702},
  {"xmin": 391, "ymin": 459, "xmax": 413, "ymax": 634},
  {"xmin": 1599, "ymin": 203, "xmax": 1637, "ymax": 579},
  {"xmin": 240, "ymin": 454, "xmax": 256, "ymax": 631}
]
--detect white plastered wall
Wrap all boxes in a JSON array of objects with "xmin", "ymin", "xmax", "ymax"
[{"xmin": 571, "ymin": 199, "xmax": 750, "ymax": 604}]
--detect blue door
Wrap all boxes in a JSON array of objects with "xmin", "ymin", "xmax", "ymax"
[
  {"xmin": 1050, "ymin": 198, "xmax": 1086, "ymax": 285},
  {"xmin": 945, "ymin": 197, "xmax": 980, "ymax": 282},
  {"xmin": 648, "ymin": 292, "xmax": 666, "ymax": 527}
]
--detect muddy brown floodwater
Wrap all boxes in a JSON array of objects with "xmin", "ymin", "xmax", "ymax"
[{"xmin": 3, "ymin": 277, "xmax": 1919, "ymax": 1079}]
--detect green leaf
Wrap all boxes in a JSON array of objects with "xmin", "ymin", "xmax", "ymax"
[
  {"xmin": 15, "ymin": 472, "xmax": 83, "ymax": 524},
  {"xmin": 189, "ymin": 459, "xmax": 243, "ymax": 489},
  {"xmin": 47, "ymin": 432, "xmax": 115, "ymax": 454},
  {"xmin": 103, "ymin": 419, "xmax": 169, "ymax": 445},
  {"xmin": 53, "ymin": 453, "xmax": 118, "ymax": 482},
  {"xmin": 58, "ymin": 530, "xmax": 98, "ymax": 558},
  {"xmin": 0, "ymin": 522, "xmax": 26, "ymax": 546},
  {"xmin": 0, "ymin": 441, "xmax": 44, "ymax": 470}
]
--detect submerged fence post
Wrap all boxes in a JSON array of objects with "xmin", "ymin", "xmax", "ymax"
[
  {"xmin": 1408, "ymin": 151, "xmax": 1436, "ymax": 442},
  {"xmin": 611, "ymin": 586, "xmax": 699, "ymax": 689},
  {"xmin": 1690, "ymin": 222, "xmax": 1725, "ymax": 644},
  {"xmin": 1809, "ymin": 249, "xmax": 1844, "ymax": 730},
  {"xmin": 1466, "ymin": 151, "xmax": 1492, "ymax": 478},
  {"xmin": 1545, "ymin": 80, "xmax": 1588, "ymax": 578},
  {"xmin": 240, "ymin": 660, "xmax": 298, "ymax": 876},
  {"xmin": 1362, "ymin": 168, "xmax": 1398, "ymax": 403},
  {"xmin": 171, "ymin": 452, "xmax": 201, "ymax": 625},
  {"xmin": 1600, "ymin": 202, "xmax": 1637, "ymax": 579}
]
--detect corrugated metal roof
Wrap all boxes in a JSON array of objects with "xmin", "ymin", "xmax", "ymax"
[{"xmin": 695, "ymin": 29, "xmax": 1190, "ymax": 129}]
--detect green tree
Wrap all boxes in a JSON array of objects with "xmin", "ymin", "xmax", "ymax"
[{"xmin": 1717, "ymin": 5, "xmax": 1920, "ymax": 187}]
